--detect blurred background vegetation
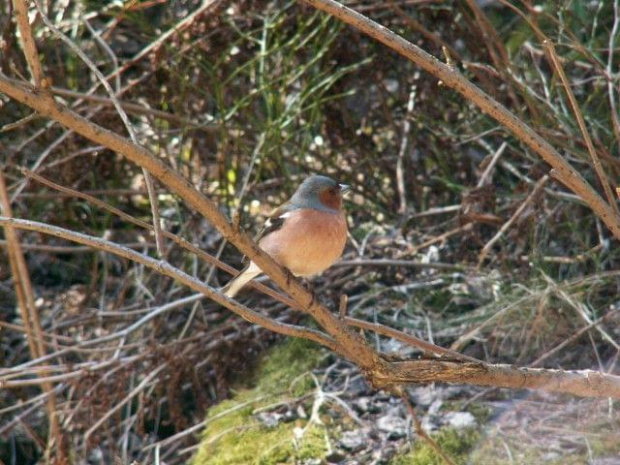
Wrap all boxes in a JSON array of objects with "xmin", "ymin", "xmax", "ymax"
[{"xmin": 1, "ymin": 0, "xmax": 619, "ymax": 463}]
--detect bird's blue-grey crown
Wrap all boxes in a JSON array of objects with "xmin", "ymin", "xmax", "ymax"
[{"xmin": 290, "ymin": 175, "xmax": 349, "ymax": 212}]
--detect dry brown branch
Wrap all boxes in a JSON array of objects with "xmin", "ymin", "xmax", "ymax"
[
  {"xmin": 0, "ymin": 171, "xmax": 39, "ymax": 359},
  {"xmin": 344, "ymin": 317, "xmax": 480, "ymax": 363},
  {"xmin": 389, "ymin": 359, "xmax": 620, "ymax": 398},
  {"xmin": 32, "ymin": 0, "xmax": 167, "ymax": 257},
  {"xmin": 0, "ymin": 76, "xmax": 387, "ymax": 381},
  {"xmin": 1, "ymin": 27, "xmax": 620, "ymax": 404},
  {"xmin": 335, "ymin": 259, "xmax": 468, "ymax": 271},
  {"xmin": 2, "ymin": 215, "xmax": 620, "ymax": 398},
  {"xmin": 299, "ymin": 0, "xmax": 620, "ymax": 241},
  {"xmin": 462, "ymin": 0, "xmax": 521, "ymax": 112},
  {"xmin": 0, "ymin": 239, "xmax": 156, "ymax": 253},
  {"xmin": 0, "ymin": 217, "xmax": 338, "ymax": 353},
  {"xmin": 0, "ymin": 169, "xmax": 61, "ymax": 456},
  {"xmin": 12, "ymin": 0, "xmax": 44, "ymax": 87},
  {"xmin": 543, "ymin": 39, "xmax": 620, "ymax": 217},
  {"xmin": 47, "ymin": 84, "xmax": 213, "ymax": 129}
]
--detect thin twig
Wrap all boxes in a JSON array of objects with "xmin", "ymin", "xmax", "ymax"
[
  {"xmin": 83, "ymin": 364, "xmax": 166, "ymax": 443},
  {"xmin": 477, "ymin": 175, "xmax": 549, "ymax": 268},
  {"xmin": 339, "ymin": 294, "xmax": 348, "ymax": 320},
  {"xmin": 396, "ymin": 86, "xmax": 416, "ymax": 215},
  {"xmin": 32, "ymin": 0, "xmax": 166, "ymax": 256},
  {"xmin": 543, "ymin": 40, "xmax": 620, "ymax": 217},
  {"xmin": 299, "ymin": 0, "xmax": 620, "ymax": 241},
  {"xmin": 401, "ymin": 392, "xmax": 456, "ymax": 465},
  {"xmin": 345, "ymin": 317, "xmax": 480, "ymax": 363},
  {"xmin": 0, "ymin": 168, "xmax": 61, "ymax": 455},
  {"xmin": 335, "ymin": 258, "xmax": 469, "ymax": 272},
  {"xmin": 0, "ymin": 217, "xmax": 339, "ymax": 352},
  {"xmin": 531, "ymin": 309, "xmax": 620, "ymax": 367},
  {"xmin": 607, "ymin": 0, "xmax": 620, "ymax": 154},
  {"xmin": 12, "ymin": 0, "xmax": 44, "ymax": 87},
  {"xmin": 477, "ymin": 142, "xmax": 507, "ymax": 187}
]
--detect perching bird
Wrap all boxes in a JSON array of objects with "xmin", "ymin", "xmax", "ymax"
[{"xmin": 223, "ymin": 175, "xmax": 350, "ymax": 298}]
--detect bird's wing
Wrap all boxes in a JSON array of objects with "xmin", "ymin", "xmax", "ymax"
[
  {"xmin": 254, "ymin": 202, "xmax": 297, "ymax": 243},
  {"xmin": 237, "ymin": 202, "xmax": 297, "ymax": 265}
]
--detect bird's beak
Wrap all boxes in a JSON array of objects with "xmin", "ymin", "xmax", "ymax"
[{"xmin": 339, "ymin": 183, "xmax": 351, "ymax": 195}]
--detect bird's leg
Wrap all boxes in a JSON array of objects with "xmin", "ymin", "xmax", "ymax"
[
  {"xmin": 284, "ymin": 267, "xmax": 294, "ymax": 287},
  {"xmin": 284, "ymin": 271, "xmax": 318, "ymax": 309},
  {"xmin": 301, "ymin": 278, "xmax": 318, "ymax": 308}
]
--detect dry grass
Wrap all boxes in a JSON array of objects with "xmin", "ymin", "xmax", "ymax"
[{"xmin": 1, "ymin": 0, "xmax": 619, "ymax": 463}]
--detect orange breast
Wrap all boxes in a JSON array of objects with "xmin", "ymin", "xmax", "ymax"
[{"xmin": 258, "ymin": 209, "xmax": 347, "ymax": 277}]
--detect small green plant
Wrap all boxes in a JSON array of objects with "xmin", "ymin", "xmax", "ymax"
[
  {"xmin": 392, "ymin": 428, "xmax": 480, "ymax": 465},
  {"xmin": 191, "ymin": 339, "xmax": 329, "ymax": 465}
]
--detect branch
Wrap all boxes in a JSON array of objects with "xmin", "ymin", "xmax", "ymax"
[
  {"xmin": 389, "ymin": 359, "xmax": 620, "ymax": 399},
  {"xmin": 12, "ymin": 0, "xmax": 44, "ymax": 87},
  {"xmin": 477, "ymin": 175, "xmax": 549, "ymax": 267},
  {"xmin": 543, "ymin": 39, "xmax": 620, "ymax": 217},
  {"xmin": 0, "ymin": 75, "xmax": 388, "ymax": 382},
  {"xmin": 3, "ymin": 72, "xmax": 620, "ymax": 400},
  {"xmin": 298, "ymin": 0, "xmax": 620, "ymax": 241},
  {"xmin": 0, "ymin": 217, "xmax": 339, "ymax": 353},
  {"xmin": 0, "ymin": 168, "xmax": 61, "ymax": 454},
  {"xmin": 32, "ymin": 0, "xmax": 166, "ymax": 256},
  {"xmin": 3, "ymin": 217, "xmax": 620, "ymax": 399}
]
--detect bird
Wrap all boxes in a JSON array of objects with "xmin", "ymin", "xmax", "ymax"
[{"xmin": 222, "ymin": 175, "xmax": 350, "ymax": 298}]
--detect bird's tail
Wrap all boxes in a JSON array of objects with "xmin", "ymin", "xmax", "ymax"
[{"xmin": 221, "ymin": 262, "xmax": 262, "ymax": 298}]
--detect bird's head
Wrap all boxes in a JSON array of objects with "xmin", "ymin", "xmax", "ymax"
[{"xmin": 291, "ymin": 175, "xmax": 350, "ymax": 212}]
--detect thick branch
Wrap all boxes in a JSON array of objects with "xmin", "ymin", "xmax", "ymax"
[
  {"xmin": 3, "ymin": 219, "xmax": 620, "ymax": 399},
  {"xmin": 0, "ymin": 75, "xmax": 388, "ymax": 380},
  {"xmin": 390, "ymin": 360, "xmax": 620, "ymax": 399},
  {"xmin": 0, "ymin": 217, "xmax": 338, "ymax": 354},
  {"xmin": 2, "ymin": 65, "xmax": 619, "ymax": 400},
  {"xmin": 299, "ymin": 0, "xmax": 620, "ymax": 241}
]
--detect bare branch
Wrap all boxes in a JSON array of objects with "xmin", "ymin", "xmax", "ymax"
[
  {"xmin": 390, "ymin": 359, "xmax": 620, "ymax": 399},
  {"xmin": 402, "ymin": 392, "xmax": 456, "ymax": 465},
  {"xmin": 32, "ymin": 0, "xmax": 166, "ymax": 256},
  {"xmin": 477, "ymin": 175, "xmax": 549, "ymax": 267},
  {"xmin": 0, "ymin": 216, "xmax": 338, "ymax": 352},
  {"xmin": 543, "ymin": 39, "xmax": 620, "ymax": 217},
  {"xmin": 2, "ymin": 216, "xmax": 619, "ymax": 399},
  {"xmin": 0, "ymin": 168, "xmax": 61, "ymax": 454},
  {"xmin": 12, "ymin": 0, "xmax": 44, "ymax": 87},
  {"xmin": 0, "ymin": 74, "xmax": 387, "ymax": 380},
  {"xmin": 299, "ymin": 0, "xmax": 620, "ymax": 241}
]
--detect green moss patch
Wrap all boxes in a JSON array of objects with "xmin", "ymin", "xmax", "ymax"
[
  {"xmin": 191, "ymin": 339, "xmax": 330, "ymax": 465},
  {"xmin": 392, "ymin": 427, "xmax": 480, "ymax": 465}
]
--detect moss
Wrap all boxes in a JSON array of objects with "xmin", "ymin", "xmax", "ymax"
[
  {"xmin": 391, "ymin": 428, "xmax": 480, "ymax": 465},
  {"xmin": 191, "ymin": 339, "xmax": 329, "ymax": 465}
]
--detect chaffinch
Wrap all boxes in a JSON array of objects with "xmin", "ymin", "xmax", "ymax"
[{"xmin": 223, "ymin": 175, "xmax": 350, "ymax": 298}]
